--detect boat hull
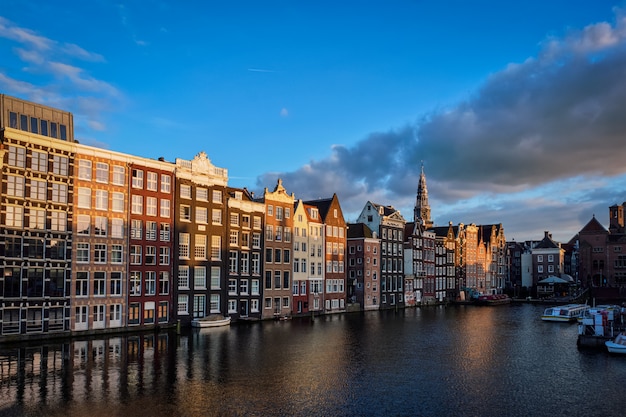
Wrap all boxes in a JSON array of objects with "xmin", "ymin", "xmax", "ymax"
[
  {"xmin": 191, "ymin": 316, "xmax": 231, "ymax": 328},
  {"xmin": 605, "ymin": 341, "xmax": 626, "ymax": 354}
]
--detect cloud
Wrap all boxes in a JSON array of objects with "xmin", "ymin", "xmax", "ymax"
[
  {"xmin": 255, "ymin": 9, "xmax": 626, "ymax": 242},
  {"xmin": 0, "ymin": 17, "xmax": 121, "ymax": 140}
]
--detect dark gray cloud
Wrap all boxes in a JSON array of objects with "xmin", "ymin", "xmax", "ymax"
[{"xmin": 256, "ymin": 11, "xmax": 626, "ymax": 240}]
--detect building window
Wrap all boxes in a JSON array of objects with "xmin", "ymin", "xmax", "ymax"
[
  {"xmin": 131, "ymin": 195, "xmax": 143, "ymax": 214},
  {"xmin": 210, "ymin": 295, "xmax": 220, "ymax": 313},
  {"xmin": 51, "ymin": 183, "xmax": 67, "ymax": 203},
  {"xmin": 112, "ymin": 165, "xmax": 125, "ymax": 185},
  {"xmin": 212, "ymin": 209, "xmax": 222, "ymax": 224},
  {"xmin": 160, "ymin": 247, "xmax": 170, "ymax": 265},
  {"xmin": 76, "ymin": 243, "xmax": 89, "ymax": 263},
  {"xmin": 94, "ymin": 216, "xmax": 107, "ymax": 236},
  {"xmin": 95, "ymin": 190, "xmax": 108, "ymax": 211},
  {"xmin": 129, "ymin": 271, "xmax": 141, "ymax": 296},
  {"xmin": 147, "ymin": 172, "xmax": 158, "ymax": 191},
  {"xmin": 146, "ymin": 197, "xmax": 157, "ymax": 216},
  {"xmin": 196, "ymin": 187, "xmax": 208, "ymax": 201},
  {"xmin": 178, "ymin": 295, "xmax": 189, "ymax": 315},
  {"xmin": 160, "ymin": 223, "xmax": 170, "ymax": 241},
  {"xmin": 8, "ymin": 146, "xmax": 26, "ymax": 168},
  {"xmin": 130, "ymin": 245, "xmax": 142, "ymax": 264},
  {"xmin": 110, "ymin": 272, "xmax": 122, "ymax": 296},
  {"xmin": 211, "ymin": 236, "xmax": 221, "ymax": 260},
  {"xmin": 94, "ymin": 272, "xmax": 106, "ymax": 296},
  {"xmin": 132, "ymin": 169, "xmax": 143, "ymax": 188},
  {"xmin": 196, "ymin": 207, "xmax": 208, "ymax": 224},
  {"xmin": 29, "ymin": 209, "xmax": 45, "ymax": 229},
  {"xmin": 159, "ymin": 272, "xmax": 170, "ymax": 295},
  {"xmin": 31, "ymin": 151, "xmax": 47, "ymax": 172},
  {"xmin": 75, "ymin": 272, "xmax": 89, "ymax": 297},
  {"xmin": 211, "ymin": 267, "xmax": 221, "ymax": 289},
  {"xmin": 112, "ymin": 192, "xmax": 124, "ymax": 212},
  {"xmin": 179, "ymin": 233, "xmax": 190, "ymax": 258},
  {"xmin": 7, "ymin": 175, "xmax": 24, "ymax": 197},
  {"xmin": 146, "ymin": 221, "xmax": 157, "ymax": 240},
  {"xmin": 160, "ymin": 199, "xmax": 171, "ymax": 218},
  {"xmin": 111, "ymin": 218, "xmax": 124, "ymax": 238},
  {"xmin": 131, "ymin": 219, "xmax": 142, "ymax": 239},
  {"xmin": 178, "ymin": 266, "xmax": 189, "ymax": 289},
  {"xmin": 180, "ymin": 184, "xmax": 191, "ymax": 199},
  {"xmin": 145, "ymin": 271, "xmax": 157, "ymax": 295},
  {"xmin": 52, "ymin": 155, "xmax": 68, "ymax": 176},
  {"xmin": 77, "ymin": 188, "xmax": 91, "ymax": 208},
  {"xmin": 145, "ymin": 246, "xmax": 157, "ymax": 265},
  {"xmin": 50, "ymin": 211, "xmax": 67, "ymax": 232},
  {"xmin": 94, "ymin": 244, "xmax": 107, "ymax": 263},
  {"xmin": 193, "ymin": 266, "xmax": 206, "ymax": 289},
  {"xmin": 195, "ymin": 235, "xmax": 207, "ymax": 259},
  {"xmin": 180, "ymin": 205, "xmax": 191, "ymax": 221},
  {"xmin": 96, "ymin": 162, "xmax": 109, "ymax": 183},
  {"xmin": 111, "ymin": 245, "xmax": 123, "ymax": 264},
  {"xmin": 161, "ymin": 174, "xmax": 171, "ymax": 193},
  {"xmin": 212, "ymin": 190, "xmax": 222, "ymax": 204},
  {"xmin": 30, "ymin": 179, "xmax": 46, "ymax": 200}
]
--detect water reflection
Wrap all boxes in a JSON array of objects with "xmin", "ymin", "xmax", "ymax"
[{"xmin": 1, "ymin": 305, "xmax": 626, "ymax": 417}]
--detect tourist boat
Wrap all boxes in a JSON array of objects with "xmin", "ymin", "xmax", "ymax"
[
  {"xmin": 541, "ymin": 304, "xmax": 589, "ymax": 322},
  {"xmin": 191, "ymin": 315, "xmax": 231, "ymax": 328},
  {"xmin": 475, "ymin": 294, "xmax": 511, "ymax": 306},
  {"xmin": 605, "ymin": 333, "xmax": 626, "ymax": 354}
]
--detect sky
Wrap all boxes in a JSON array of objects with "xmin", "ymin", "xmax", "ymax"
[{"xmin": 1, "ymin": 0, "xmax": 626, "ymax": 243}]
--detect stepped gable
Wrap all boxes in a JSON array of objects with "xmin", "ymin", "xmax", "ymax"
[{"xmin": 347, "ymin": 222, "xmax": 374, "ymax": 239}]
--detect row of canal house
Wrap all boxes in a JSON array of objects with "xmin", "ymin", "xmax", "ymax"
[{"xmin": 0, "ymin": 93, "xmax": 508, "ymax": 340}]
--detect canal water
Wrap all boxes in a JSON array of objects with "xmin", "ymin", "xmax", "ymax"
[{"xmin": 1, "ymin": 303, "xmax": 625, "ymax": 417}]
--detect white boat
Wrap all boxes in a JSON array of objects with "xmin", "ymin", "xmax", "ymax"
[
  {"xmin": 541, "ymin": 304, "xmax": 589, "ymax": 322},
  {"xmin": 605, "ymin": 333, "xmax": 626, "ymax": 354},
  {"xmin": 191, "ymin": 315, "xmax": 231, "ymax": 328}
]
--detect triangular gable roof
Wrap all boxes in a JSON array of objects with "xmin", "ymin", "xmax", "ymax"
[
  {"xmin": 579, "ymin": 215, "xmax": 607, "ymax": 235},
  {"xmin": 534, "ymin": 232, "xmax": 561, "ymax": 249},
  {"xmin": 347, "ymin": 222, "xmax": 375, "ymax": 239}
]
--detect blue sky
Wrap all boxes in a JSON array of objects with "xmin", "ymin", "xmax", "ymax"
[{"xmin": 1, "ymin": 0, "xmax": 625, "ymax": 242}]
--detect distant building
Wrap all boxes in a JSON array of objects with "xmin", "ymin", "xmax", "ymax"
[
  {"xmin": 347, "ymin": 223, "xmax": 381, "ymax": 310},
  {"xmin": 357, "ymin": 202, "xmax": 406, "ymax": 309},
  {"xmin": 257, "ymin": 179, "xmax": 295, "ymax": 319}
]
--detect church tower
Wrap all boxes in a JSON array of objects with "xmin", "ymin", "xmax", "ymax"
[{"xmin": 414, "ymin": 163, "xmax": 433, "ymax": 228}]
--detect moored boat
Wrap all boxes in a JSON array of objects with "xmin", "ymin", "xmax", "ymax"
[
  {"xmin": 605, "ymin": 333, "xmax": 626, "ymax": 354},
  {"xmin": 191, "ymin": 315, "xmax": 231, "ymax": 328},
  {"xmin": 475, "ymin": 294, "xmax": 512, "ymax": 306},
  {"xmin": 541, "ymin": 304, "xmax": 589, "ymax": 322}
]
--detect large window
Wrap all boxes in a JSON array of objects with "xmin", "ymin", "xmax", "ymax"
[
  {"xmin": 147, "ymin": 172, "xmax": 158, "ymax": 191},
  {"xmin": 132, "ymin": 169, "xmax": 143, "ymax": 188},
  {"xmin": 96, "ymin": 162, "xmax": 109, "ymax": 183},
  {"xmin": 7, "ymin": 175, "xmax": 24, "ymax": 197},
  {"xmin": 146, "ymin": 197, "xmax": 157, "ymax": 216},
  {"xmin": 195, "ymin": 235, "xmax": 207, "ymax": 259},
  {"xmin": 79, "ymin": 160, "xmax": 93, "ymax": 180},
  {"xmin": 76, "ymin": 243, "xmax": 89, "ymax": 263},
  {"xmin": 160, "ymin": 199, "xmax": 171, "ymax": 218},
  {"xmin": 161, "ymin": 174, "xmax": 171, "ymax": 193},
  {"xmin": 179, "ymin": 233, "xmax": 190, "ymax": 258},
  {"xmin": 131, "ymin": 195, "xmax": 143, "ymax": 214},
  {"xmin": 8, "ymin": 146, "xmax": 26, "ymax": 168},
  {"xmin": 145, "ymin": 271, "xmax": 157, "ymax": 295},
  {"xmin": 52, "ymin": 155, "xmax": 68, "ymax": 176},
  {"xmin": 95, "ymin": 190, "xmax": 108, "ymax": 211},
  {"xmin": 130, "ymin": 271, "xmax": 141, "ymax": 295},
  {"xmin": 94, "ymin": 272, "xmax": 106, "ymax": 296},
  {"xmin": 111, "ymin": 245, "xmax": 123, "ymax": 263},
  {"xmin": 75, "ymin": 272, "xmax": 89, "ymax": 297},
  {"xmin": 112, "ymin": 165, "xmax": 125, "ymax": 185},
  {"xmin": 194, "ymin": 266, "xmax": 206, "ymax": 289},
  {"xmin": 77, "ymin": 188, "xmax": 91, "ymax": 208},
  {"xmin": 178, "ymin": 266, "xmax": 189, "ymax": 289},
  {"xmin": 159, "ymin": 272, "xmax": 170, "ymax": 295},
  {"xmin": 30, "ymin": 179, "xmax": 46, "ymax": 200},
  {"xmin": 31, "ymin": 151, "xmax": 47, "ymax": 172}
]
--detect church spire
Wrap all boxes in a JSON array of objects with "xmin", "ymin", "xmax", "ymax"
[{"xmin": 414, "ymin": 162, "xmax": 433, "ymax": 228}]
